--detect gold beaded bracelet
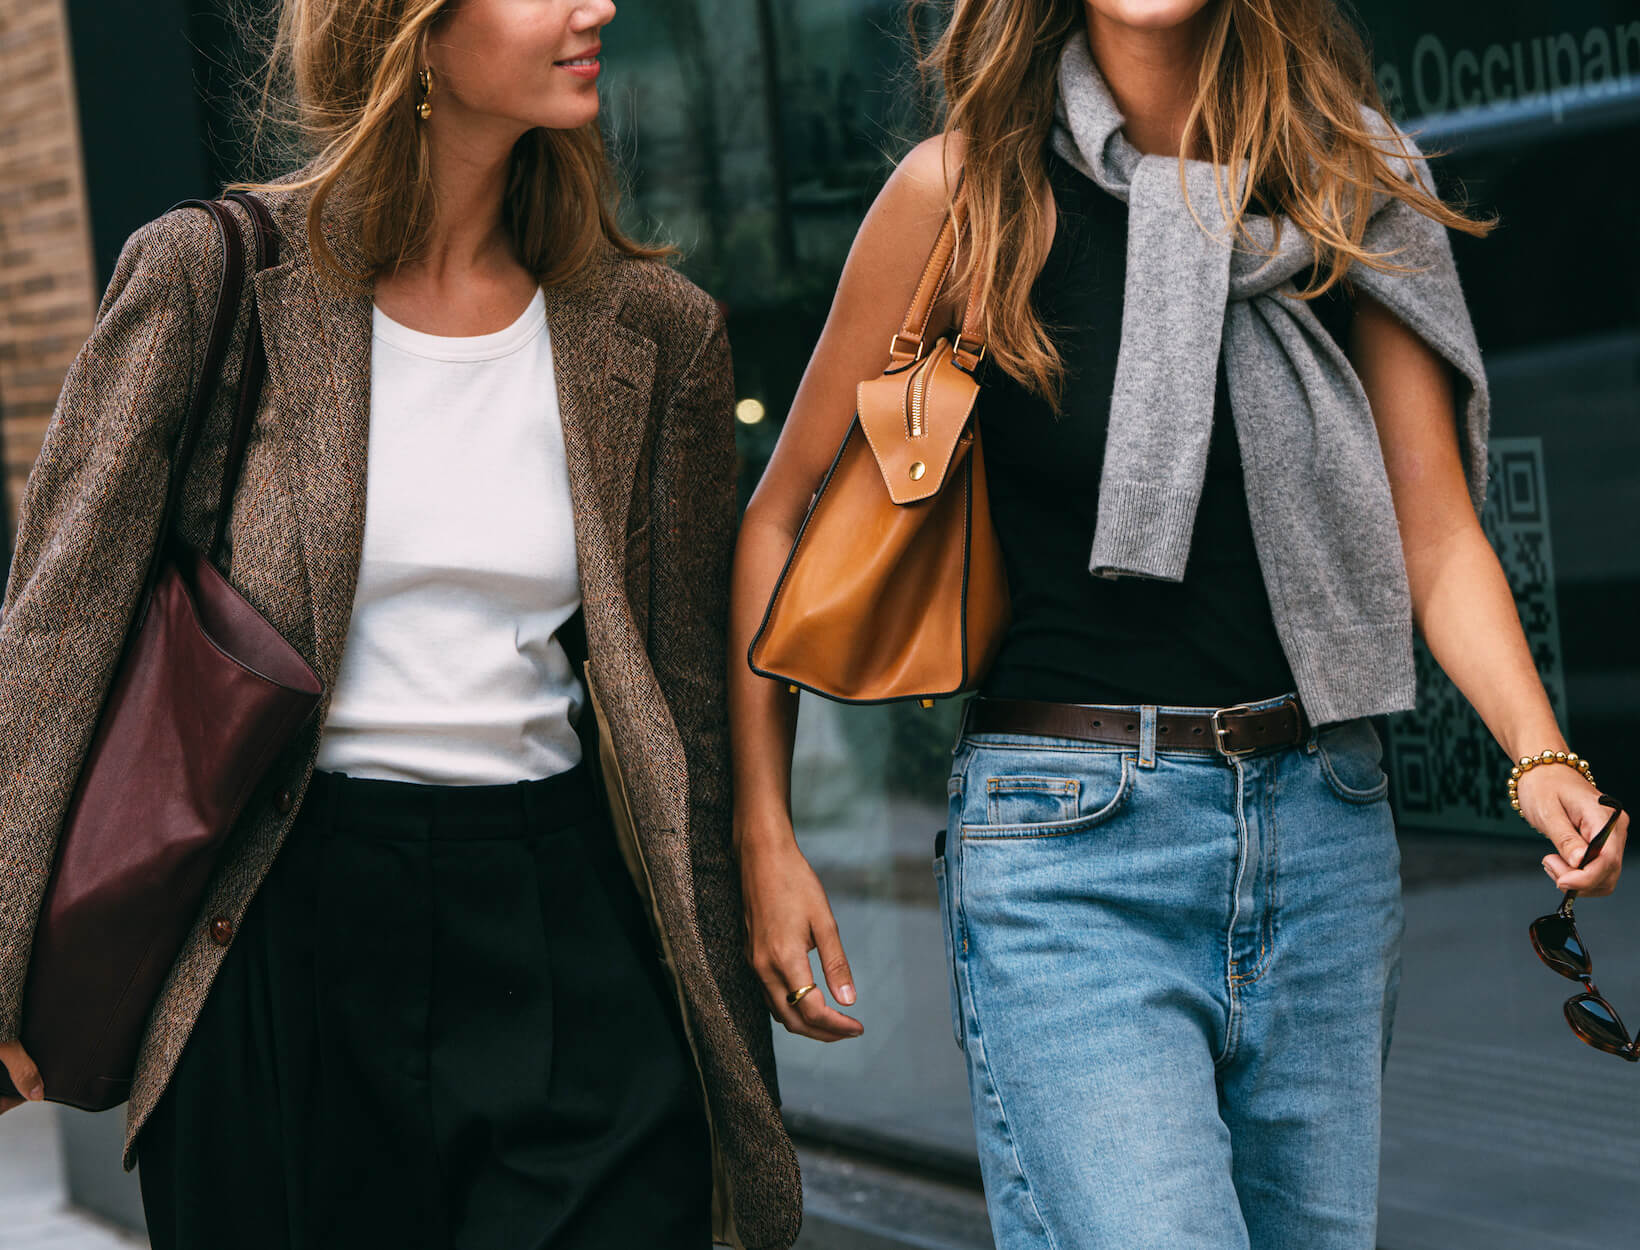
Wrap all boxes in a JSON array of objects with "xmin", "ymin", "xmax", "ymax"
[{"xmin": 1508, "ymin": 749, "xmax": 1596, "ymax": 817}]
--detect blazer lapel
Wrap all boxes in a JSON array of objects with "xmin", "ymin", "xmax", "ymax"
[
  {"xmin": 252, "ymin": 193, "xmax": 374, "ymax": 690},
  {"xmin": 543, "ymin": 271, "xmax": 657, "ymax": 622}
]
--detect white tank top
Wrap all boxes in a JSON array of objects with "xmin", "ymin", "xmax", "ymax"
[{"xmin": 313, "ymin": 286, "xmax": 585, "ymax": 785}]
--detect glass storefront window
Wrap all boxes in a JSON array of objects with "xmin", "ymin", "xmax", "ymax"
[{"xmin": 1360, "ymin": 2, "xmax": 1640, "ymax": 832}]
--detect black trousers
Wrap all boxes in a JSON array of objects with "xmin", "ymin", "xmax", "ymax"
[{"xmin": 136, "ymin": 761, "xmax": 713, "ymax": 1249}]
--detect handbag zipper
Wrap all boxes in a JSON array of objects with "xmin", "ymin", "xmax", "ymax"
[{"xmin": 907, "ymin": 354, "xmax": 934, "ymax": 439}]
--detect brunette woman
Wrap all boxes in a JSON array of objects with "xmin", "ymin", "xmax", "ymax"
[
  {"xmin": 728, "ymin": 2, "xmax": 1626, "ymax": 1247},
  {"xmin": 0, "ymin": 2, "xmax": 799, "ymax": 1246}
]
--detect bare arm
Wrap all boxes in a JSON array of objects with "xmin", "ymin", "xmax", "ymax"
[
  {"xmin": 726, "ymin": 133, "xmax": 965, "ymax": 1040},
  {"xmin": 1351, "ymin": 291, "xmax": 1625, "ymax": 895}
]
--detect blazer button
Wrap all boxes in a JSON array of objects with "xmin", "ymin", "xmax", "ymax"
[
  {"xmin": 209, "ymin": 917, "xmax": 234, "ymax": 946},
  {"xmin": 274, "ymin": 787, "xmax": 294, "ymax": 815}
]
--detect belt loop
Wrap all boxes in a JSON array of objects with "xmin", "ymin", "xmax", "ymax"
[
  {"xmin": 310, "ymin": 769, "xmax": 337, "ymax": 838},
  {"xmin": 1138, "ymin": 705, "xmax": 1158, "ymax": 770},
  {"xmin": 518, "ymin": 775, "xmax": 540, "ymax": 831},
  {"xmin": 953, "ymin": 695, "xmax": 974, "ymax": 754}
]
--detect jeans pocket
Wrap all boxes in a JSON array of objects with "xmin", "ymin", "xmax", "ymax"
[
  {"xmin": 986, "ymin": 776, "xmax": 1080, "ymax": 826},
  {"xmin": 1316, "ymin": 719, "xmax": 1390, "ymax": 804},
  {"xmin": 961, "ymin": 749, "xmax": 1133, "ymax": 839},
  {"xmin": 932, "ymin": 831, "xmax": 965, "ymax": 1052}
]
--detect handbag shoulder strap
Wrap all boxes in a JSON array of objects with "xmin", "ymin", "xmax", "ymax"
[
  {"xmin": 885, "ymin": 167, "xmax": 987, "ymax": 372},
  {"xmin": 211, "ymin": 191, "xmax": 277, "ymax": 560},
  {"xmin": 135, "ymin": 194, "xmax": 275, "ymax": 625}
]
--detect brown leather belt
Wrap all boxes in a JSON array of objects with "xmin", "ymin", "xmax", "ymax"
[{"xmin": 965, "ymin": 695, "xmax": 1311, "ymax": 758}]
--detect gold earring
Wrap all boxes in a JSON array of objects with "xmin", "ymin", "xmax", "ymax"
[{"xmin": 416, "ymin": 67, "xmax": 433, "ymax": 120}]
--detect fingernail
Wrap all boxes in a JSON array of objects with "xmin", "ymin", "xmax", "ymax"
[
  {"xmin": 26, "ymin": 1083, "xmax": 43, "ymax": 1101},
  {"xmin": 838, "ymin": 984, "xmax": 855, "ymax": 1006}
]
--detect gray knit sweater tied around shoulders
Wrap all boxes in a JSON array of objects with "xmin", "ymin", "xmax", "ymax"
[{"xmin": 1048, "ymin": 31, "xmax": 1491, "ymax": 726}]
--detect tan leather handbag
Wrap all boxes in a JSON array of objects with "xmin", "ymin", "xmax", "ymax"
[{"xmin": 748, "ymin": 209, "xmax": 1010, "ymax": 705}]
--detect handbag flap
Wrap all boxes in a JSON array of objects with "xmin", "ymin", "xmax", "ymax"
[{"xmin": 855, "ymin": 338, "xmax": 982, "ymax": 506}]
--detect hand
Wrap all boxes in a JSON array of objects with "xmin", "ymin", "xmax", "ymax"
[
  {"xmin": 0, "ymin": 1040, "xmax": 44, "ymax": 1113},
  {"xmin": 1519, "ymin": 766, "xmax": 1628, "ymax": 896},
  {"xmin": 737, "ymin": 830, "xmax": 863, "ymax": 1042}
]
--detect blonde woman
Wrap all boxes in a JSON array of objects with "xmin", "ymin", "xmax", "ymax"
[
  {"xmin": 729, "ymin": 1, "xmax": 1626, "ymax": 1246},
  {"xmin": 0, "ymin": 1, "xmax": 800, "ymax": 1246}
]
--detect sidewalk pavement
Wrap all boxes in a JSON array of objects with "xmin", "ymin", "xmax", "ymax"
[{"xmin": 0, "ymin": 1103, "xmax": 141, "ymax": 1250}]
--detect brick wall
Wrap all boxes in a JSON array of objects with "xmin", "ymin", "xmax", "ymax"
[{"xmin": 0, "ymin": 0, "xmax": 95, "ymax": 550}]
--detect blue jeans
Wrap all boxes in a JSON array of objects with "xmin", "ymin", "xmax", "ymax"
[{"xmin": 934, "ymin": 695, "xmax": 1404, "ymax": 1249}]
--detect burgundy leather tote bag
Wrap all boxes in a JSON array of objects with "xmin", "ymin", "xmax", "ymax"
[{"xmin": 0, "ymin": 193, "xmax": 323, "ymax": 1110}]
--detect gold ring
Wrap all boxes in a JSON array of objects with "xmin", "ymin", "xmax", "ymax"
[{"xmin": 786, "ymin": 983, "xmax": 818, "ymax": 1007}]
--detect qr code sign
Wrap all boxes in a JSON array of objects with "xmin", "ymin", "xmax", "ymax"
[{"xmin": 1386, "ymin": 437, "xmax": 1568, "ymax": 836}]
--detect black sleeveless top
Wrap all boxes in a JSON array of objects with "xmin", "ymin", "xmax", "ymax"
[{"xmin": 973, "ymin": 149, "xmax": 1354, "ymax": 708}]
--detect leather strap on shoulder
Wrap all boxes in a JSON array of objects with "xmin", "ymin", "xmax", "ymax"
[
  {"xmin": 209, "ymin": 191, "xmax": 278, "ymax": 562},
  {"xmin": 887, "ymin": 217, "xmax": 957, "ymax": 366},
  {"xmin": 135, "ymin": 193, "xmax": 278, "ymax": 625},
  {"xmin": 952, "ymin": 241, "xmax": 986, "ymax": 373},
  {"xmin": 135, "ymin": 197, "xmax": 245, "ymax": 625},
  {"xmin": 887, "ymin": 166, "xmax": 988, "ymax": 369}
]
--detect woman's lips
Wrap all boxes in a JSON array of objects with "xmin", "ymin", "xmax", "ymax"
[{"xmin": 555, "ymin": 55, "xmax": 600, "ymax": 80}]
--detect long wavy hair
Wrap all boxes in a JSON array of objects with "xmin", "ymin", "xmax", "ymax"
[
  {"xmin": 908, "ymin": 0, "xmax": 1496, "ymax": 406},
  {"xmin": 227, "ymin": 0, "xmax": 671, "ymax": 288}
]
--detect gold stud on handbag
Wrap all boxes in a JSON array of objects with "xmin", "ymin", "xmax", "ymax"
[{"xmin": 748, "ymin": 201, "xmax": 1010, "ymax": 704}]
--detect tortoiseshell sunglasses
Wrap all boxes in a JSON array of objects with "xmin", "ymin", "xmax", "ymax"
[{"xmin": 1529, "ymin": 795, "xmax": 1635, "ymax": 1061}]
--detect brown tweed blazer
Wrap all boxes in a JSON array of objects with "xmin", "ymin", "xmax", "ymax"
[{"xmin": 0, "ymin": 177, "xmax": 801, "ymax": 1249}]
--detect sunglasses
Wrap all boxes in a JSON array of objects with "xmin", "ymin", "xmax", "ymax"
[{"xmin": 1528, "ymin": 794, "xmax": 1635, "ymax": 1061}]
